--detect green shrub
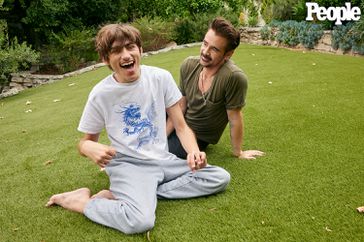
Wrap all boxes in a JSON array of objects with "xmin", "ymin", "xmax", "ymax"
[
  {"xmin": 275, "ymin": 20, "xmax": 300, "ymax": 47},
  {"xmin": 248, "ymin": 15, "xmax": 258, "ymax": 27},
  {"xmin": 261, "ymin": 3, "xmax": 274, "ymax": 24},
  {"xmin": 332, "ymin": 24, "xmax": 354, "ymax": 52},
  {"xmin": 271, "ymin": 0, "xmax": 296, "ymax": 21},
  {"xmin": 132, "ymin": 17, "xmax": 174, "ymax": 52},
  {"xmin": 298, "ymin": 23, "xmax": 324, "ymax": 49},
  {"xmin": 274, "ymin": 21, "xmax": 323, "ymax": 49},
  {"xmin": 0, "ymin": 39, "xmax": 39, "ymax": 93},
  {"xmin": 40, "ymin": 28, "xmax": 97, "ymax": 74},
  {"xmin": 173, "ymin": 17, "xmax": 196, "ymax": 44},
  {"xmin": 352, "ymin": 10, "xmax": 364, "ymax": 54},
  {"xmin": 292, "ymin": 0, "xmax": 307, "ymax": 21},
  {"xmin": 0, "ymin": 19, "xmax": 39, "ymax": 92},
  {"xmin": 172, "ymin": 8, "xmax": 240, "ymax": 45},
  {"xmin": 332, "ymin": 22, "xmax": 364, "ymax": 54},
  {"xmin": 173, "ymin": 14, "xmax": 211, "ymax": 44},
  {"xmin": 260, "ymin": 25, "xmax": 271, "ymax": 40}
]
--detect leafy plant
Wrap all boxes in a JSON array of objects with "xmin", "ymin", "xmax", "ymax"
[
  {"xmin": 298, "ymin": 22, "xmax": 324, "ymax": 49},
  {"xmin": 40, "ymin": 28, "xmax": 97, "ymax": 74},
  {"xmin": 332, "ymin": 21, "xmax": 364, "ymax": 55},
  {"xmin": 0, "ymin": 38, "xmax": 39, "ymax": 93},
  {"xmin": 292, "ymin": 0, "xmax": 307, "ymax": 21},
  {"xmin": 248, "ymin": 15, "xmax": 258, "ymax": 27},
  {"xmin": 275, "ymin": 20, "xmax": 301, "ymax": 46},
  {"xmin": 260, "ymin": 25, "xmax": 271, "ymax": 40},
  {"xmin": 132, "ymin": 17, "xmax": 174, "ymax": 52}
]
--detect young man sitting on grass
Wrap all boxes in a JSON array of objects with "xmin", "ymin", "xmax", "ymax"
[{"xmin": 46, "ymin": 23, "xmax": 230, "ymax": 235}]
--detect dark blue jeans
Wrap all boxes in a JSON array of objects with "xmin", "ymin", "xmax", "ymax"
[{"xmin": 168, "ymin": 130, "xmax": 209, "ymax": 159}]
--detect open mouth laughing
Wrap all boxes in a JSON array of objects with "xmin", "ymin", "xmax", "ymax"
[{"xmin": 120, "ymin": 60, "xmax": 135, "ymax": 69}]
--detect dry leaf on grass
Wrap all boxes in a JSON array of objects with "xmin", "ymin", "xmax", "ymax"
[
  {"xmin": 146, "ymin": 231, "xmax": 151, "ymax": 242},
  {"xmin": 44, "ymin": 160, "xmax": 53, "ymax": 165},
  {"xmin": 325, "ymin": 226, "xmax": 332, "ymax": 232},
  {"xmin": 357, "ymin": 206, "xmax": 364, "ymax": 213},
  {"xmin": 25, "ymin": 100, "xmax": 32, "ymax": 105},
  {"xmin": 53, "ymin": 99, "xmax": 61, "ymax": 103}
]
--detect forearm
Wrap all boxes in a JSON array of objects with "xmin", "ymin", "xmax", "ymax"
[
  {"xmin": 230, "ymin": 120, "xmax": 243, "ymax": 157},
  {"xmin": 166, "ymin": 97, "xmax": 187, "ymax": 137},
  {"xmin": 166, "ymin": 118, "xmax": 175, "ymax": 136},
  {"xmin": 227, "ymin": 109, "xmax": 244, "ymax": 157},
  {"xmin": 78, "ymin": 134, "xmax": 99, "ymax": 157},
  {"xmin": 175, "ymin": 125, "xmax": 200, "ymax": 154},
  {"xmin": 78, "ymin": 133, "xmax": 116, "ymax": 167},
  {"xmin": 78, "ymin": 139, "xmax": 97, "ymax": 158}
]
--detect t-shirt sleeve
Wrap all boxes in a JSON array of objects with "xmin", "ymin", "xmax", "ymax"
[
  {"xmin": 225, "ymin": 71, "xmax": 248, "ymax": 109},
  {"xmin": 77, "ymin": 95, "xmax": 105, "ymax": 134},
  {"xmin": 179, "ymin": 58, "xmax": 189, "ymax": 96},
  {"xmin": 163, "ymin": 70, "xmax": 182, "ymax": 108}
]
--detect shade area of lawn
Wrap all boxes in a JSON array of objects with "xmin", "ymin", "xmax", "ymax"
[{"xmin": 0, "ymin": 44, "xmax": 363, "ymax": 241}]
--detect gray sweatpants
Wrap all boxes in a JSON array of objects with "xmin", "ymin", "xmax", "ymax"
[{"xmin": 83, "ymin": 153, "xmax": 230, "ymax": 234}]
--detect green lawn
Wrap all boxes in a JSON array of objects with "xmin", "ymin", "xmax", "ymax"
[{"xmin": 1, "ymin": 44, "xmax": 363, "ymax": 242}]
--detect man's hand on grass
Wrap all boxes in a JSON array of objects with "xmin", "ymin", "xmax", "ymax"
[{"xmin": 236, "ymin": 150, "xmax": 265, "ymax": 160}]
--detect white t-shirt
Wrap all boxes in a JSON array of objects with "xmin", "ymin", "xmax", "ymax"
[{"xmin": 78, "ymin": 65, "xmax": 182, "ymax": 161}]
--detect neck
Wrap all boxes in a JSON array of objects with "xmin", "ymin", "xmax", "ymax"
[{"xmin": 203, "ymin": 59, "xmax": 226, "ymax": 77}]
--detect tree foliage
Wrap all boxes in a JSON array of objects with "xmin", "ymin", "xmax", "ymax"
[{"xmin": 1, "ymin": 0, "xmax": 246, "ymax": 49}]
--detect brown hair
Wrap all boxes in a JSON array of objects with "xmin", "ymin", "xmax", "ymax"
[
  {"xmin": 95, "ymin": 23, "xmax": 142, "ymax": 62},
  {"xmin": 209, "ymin": 17, "xmax": 240, "ymax": 52}
]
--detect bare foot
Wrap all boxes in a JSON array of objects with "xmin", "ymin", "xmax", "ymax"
[
  {"xmin": 357, "ymin": 206, "xmax": 364, "ymax": 213},
  {"xmin": 91, "ymin": 189, "xmax": 115, "ymax": 200},
  {"xmin": 46, "ymin": 188, "xmax": 91, "ymax": 213}
]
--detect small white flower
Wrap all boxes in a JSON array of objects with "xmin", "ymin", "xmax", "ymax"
[
  {"xmin": 68, "ymin": 83, "xmax": 76, "ymax": 86},
  {"xmin": 268, "ymin": 81, "xmax": 273, "ymax": 84},
  {"xmin": 25, "ymin": 109, "xmax": 32, "ymax": 113},
  {"xmin": 53, "ymin": 99, "xmax": 61, "ymax": 103},
  {"xmin": 25, "ymin": 100, "xmax": 32, "ymax": 105}
]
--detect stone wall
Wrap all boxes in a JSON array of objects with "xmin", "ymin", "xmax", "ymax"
[
  {"xmin": 239, "ymin": 27, "xmax": 361, "ymax": 56},
  {"xmin": 1, "ymin": 63, "xmax": 106, "ymax": 98}
]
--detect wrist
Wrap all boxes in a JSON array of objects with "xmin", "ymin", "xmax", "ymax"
[
  {"xmin": 233, "ymin": 149, "xmax": 242, "ymax": 157},
  {"xmin": 79, "ymin": 140, "xmax": 92, "ymax": 156}
]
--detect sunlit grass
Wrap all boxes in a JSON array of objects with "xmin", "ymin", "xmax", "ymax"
[{"xmin": 1, "ymin": 44, "xmax": 363, "ymax": 241}]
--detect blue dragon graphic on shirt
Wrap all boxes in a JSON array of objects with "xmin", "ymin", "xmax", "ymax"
[{"xmin": 117, "ymin": 102, "xmax": 158, "ymax": 148}]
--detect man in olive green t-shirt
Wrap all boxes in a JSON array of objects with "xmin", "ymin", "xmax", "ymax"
[{"xmin": 167, "ymin": 17, "xmax": 264, "ymax": 160}]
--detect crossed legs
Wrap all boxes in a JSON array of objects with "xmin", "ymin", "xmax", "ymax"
[{"xmin": 46, "ymin": 188, "xmax": 115, "ymax": 213}]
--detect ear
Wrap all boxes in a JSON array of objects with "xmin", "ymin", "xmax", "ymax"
[
  {"xmin": 102, "ymin": 57, "xmax": 110, "ymax": 65},
  {"xmin": 102, "ymin": 57, "xmax": 113, "ymax": 71},
  {"xmin": 224, "ymin": 50, "xmax": 234, "ymax": 61}
]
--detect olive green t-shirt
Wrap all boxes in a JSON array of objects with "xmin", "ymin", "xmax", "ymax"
[{"xmin": 180, "ymin": 56, "xmax": 248, "ymax": 144}]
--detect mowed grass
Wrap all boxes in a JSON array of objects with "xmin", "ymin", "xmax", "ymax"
[{"xmin": 0, "ymin": 44, "xmax": 363, "ymax": 242}]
